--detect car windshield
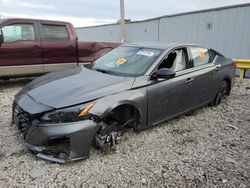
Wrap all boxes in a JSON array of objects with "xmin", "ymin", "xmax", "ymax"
[{"xmin": 91, "ymin": 46, "xmax": 163, "ymax": 76}]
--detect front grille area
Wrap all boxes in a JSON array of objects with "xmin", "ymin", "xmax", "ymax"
[{"xmin": 13, "ymin": 102, "xmax": 36, "ymax": 137}]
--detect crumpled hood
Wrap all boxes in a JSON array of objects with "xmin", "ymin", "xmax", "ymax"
[{"xmin": 17, "ymin": 66, "xmax": 135, "ymax": 109}]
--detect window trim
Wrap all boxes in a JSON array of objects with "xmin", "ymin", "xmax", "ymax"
[
  {"xmin": 41, "ymin": 24, "xmax": 70, "ymax": 41},
  {"xmin": 1, "ymin": 23, "xmax": 36, "ymax": 43},
  {"xmin": 175, "ymin": 61, "xmax": 216, "ymax": 77}
]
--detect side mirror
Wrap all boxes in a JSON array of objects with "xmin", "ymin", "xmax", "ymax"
[
  {"xmin": 0, "ymin": 29, "xmax": 4, "ymax": 46},
  {"xmin": 152, "ymin": 68, "xmax": 176, "ymax": 79}
]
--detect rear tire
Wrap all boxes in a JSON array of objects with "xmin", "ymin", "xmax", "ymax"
[{"xmin": 212, "ymin": 81, "xmax": 229, "ymax": 106}]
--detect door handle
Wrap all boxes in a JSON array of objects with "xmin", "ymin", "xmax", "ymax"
[
  {"xmin": 186, "ymin": 78, "xmax": 194, "ymax": 83},
  {"xmin": 215, "ymin": 65, "xmax": 221, "ymax": 71}
]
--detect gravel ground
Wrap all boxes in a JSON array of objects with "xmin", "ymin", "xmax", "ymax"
[{"xmin": 0, "ymin": 78, "xmax": 249, "ymax": 187}]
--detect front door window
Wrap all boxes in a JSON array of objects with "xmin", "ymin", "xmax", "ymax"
[
  {"xmin": 2, "ymin": 24, "xmax": 35, "ymax": 42},
  {"xmin": 158, "ymin": 48, "xmax": 187, "ymax": 72}
]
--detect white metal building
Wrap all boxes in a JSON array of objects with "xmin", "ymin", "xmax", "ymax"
[{"xmin": 76, "ymin": 3, "xmax": 250, "ymax": 60}]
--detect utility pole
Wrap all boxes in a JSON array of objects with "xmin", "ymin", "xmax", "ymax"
[{"xmin": 120, "ymin": 0, "xmax": 126, "ymax": 42}]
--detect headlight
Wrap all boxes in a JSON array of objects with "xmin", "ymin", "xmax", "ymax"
[{"xmin": 40, "ymin": 103, "xmax": 94, "ymax": 123}]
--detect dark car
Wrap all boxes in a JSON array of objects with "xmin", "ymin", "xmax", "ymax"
[{"xmin": 13, "ymin": 42, "xmax": 235, "ymax": 163}]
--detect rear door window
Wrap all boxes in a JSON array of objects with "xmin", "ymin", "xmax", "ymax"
[
  {"xmin": 190, "ymin": 47, "xmax": 216, "ymax": 67},
  {"xmin": 42, "ymin": 24, "xmax": 69, "ymax": 40},
  {"xmin": 2, "ymin": 24, "xmax": 35, "ymax": 42}
]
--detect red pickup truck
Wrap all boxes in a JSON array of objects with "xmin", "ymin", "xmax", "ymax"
[{"xmin": 0, "ymin": 18, "xmax": 120, "ymax": 78}]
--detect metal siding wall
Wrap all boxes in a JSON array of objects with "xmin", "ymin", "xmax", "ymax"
[
  {"xmin": 76, "ymin": 5, "xmax": 250, "ymax": 61},
  {"xmin": 126, "ymin": 20, "xmax": 159, "ymax": 42},
  {"xmin": 158, "ymin": 6, "xmax": 250, "ymax": 60},
  {"xmin": 240, "ymin": 7, "xmax": 250, "ymax": 59},
  {"xmin": 76, "ymin": 25, "xmax": 120, "ymax": 42}
]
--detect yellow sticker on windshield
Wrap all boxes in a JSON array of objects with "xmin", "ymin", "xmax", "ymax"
[{"xmin": 115, "ymin": 58, "xmax": 127, "ymax": 65}]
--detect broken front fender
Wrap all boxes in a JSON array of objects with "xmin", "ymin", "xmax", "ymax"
[
  {"xmin": 25, "ymin": 120, "xmax": 100, "ymax": 163},
  {"xmin": 88, "ymin": 89, "xmax": 148, "ymax": 130}
]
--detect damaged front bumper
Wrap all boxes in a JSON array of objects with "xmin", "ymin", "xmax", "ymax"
[
  {"xmin": 16, "ymin": 119, "xmax": 100, "ymax": 163},
  {"xmin": 12, "ymin": 98, "xmax": 101, "ymax": 163}
]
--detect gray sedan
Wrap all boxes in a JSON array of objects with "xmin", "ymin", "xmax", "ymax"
[{"xmin": 12, "ymin": 42, "xmax": 235, "ymax": 163}]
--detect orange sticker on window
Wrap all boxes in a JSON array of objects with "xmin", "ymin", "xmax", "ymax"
[
  {"xmin": 115, "ymin": 58, "xmax": 127, "ymax": 65},
  {"xmin": 199, "ymin": 52, "xmax": 205, "ymax": 59}
]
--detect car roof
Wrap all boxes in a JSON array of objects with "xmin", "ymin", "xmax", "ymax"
[
  {"xmin": 0, "ymin": 18, "xmax": 70, "ymax": 25},
  {"xmin": 122, "ymin": 41, "xmax": 200, "ymax": 50}
]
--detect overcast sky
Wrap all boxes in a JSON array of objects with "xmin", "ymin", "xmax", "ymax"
[{"xmin": 0, "ymin": 0, "xmax": 249, "ymax": 27}]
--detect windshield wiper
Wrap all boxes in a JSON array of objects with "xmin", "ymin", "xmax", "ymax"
[{"xmin": 93, "ymin": 68, "xmax": 116, "ymax": 75}]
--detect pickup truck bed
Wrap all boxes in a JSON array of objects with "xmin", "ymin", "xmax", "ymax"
[{"xmin": 0, "ymin": 18, "xmax": 120, "ymax": 78}]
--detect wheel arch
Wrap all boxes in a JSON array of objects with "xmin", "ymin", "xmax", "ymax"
[
  {"xmin": 89, "ymin": 89, "xmax": 148, "ymax": 129},
  {"xmin": 89, "ymin": 99, "xmax": 145, "ymax": 130},
  {"xmin": 98, "ymin": 100, "xmax": 140, "ymax": 121},
  {"xmin": 103, "ymin": 100, "xmax": 141, "ymax": 117}
]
